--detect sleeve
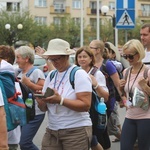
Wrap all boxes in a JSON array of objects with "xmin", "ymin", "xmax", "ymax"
[
  {"xmin": 31, "ymin": 69, "xmax": 45, "ymax": 83},
  {"xmin": 95, "ymin": 70, "xmax": 108, "ymax": 92},
  {"xmin": 74, "ymin": 69, "xmax": 92, "ymax": 93},
  {"xmin": 105, "ymin": 60, "xmax": 117, "ymax": 76}
]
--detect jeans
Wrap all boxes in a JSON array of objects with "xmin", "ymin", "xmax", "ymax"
[
  {"xmin": 121, "ymin": 118, "xmax": 150, "ymax": 150},
  {"xmin": 20, "ymin": 114, "xmax": 45, "ymax": 150}
]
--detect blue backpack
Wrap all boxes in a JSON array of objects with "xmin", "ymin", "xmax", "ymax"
[{"xmin": 0, "ymin": 72, "xmax": 27, "ymax": 131}]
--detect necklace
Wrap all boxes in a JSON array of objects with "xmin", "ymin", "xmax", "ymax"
[
  {"xmin": 127, "ymin": 64, "xmax": 144, "ymax": 102},
  {"xmin": 54, "ymin": 66, "xmax": 71, "ymax": 90}
]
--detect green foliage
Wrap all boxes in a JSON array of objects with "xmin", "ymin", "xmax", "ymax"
[{"xmin": 0, "ymin": 10, "xmax": 148, "ymax": 48}]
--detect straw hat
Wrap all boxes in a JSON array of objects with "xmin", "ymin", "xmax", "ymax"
[
  {"xmin": 43, "ymin": 38, "xmax": 75, "ymax": 56},
  {"xmin": 105, "ymin": 42, "xmax": 120, "ymax": 61}
]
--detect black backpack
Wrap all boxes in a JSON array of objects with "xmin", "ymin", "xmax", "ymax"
[{"xmin": 16, "ymin": 67, "xmax": 37, "ymax": 123}]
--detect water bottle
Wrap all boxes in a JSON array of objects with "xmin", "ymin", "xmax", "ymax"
[
  {"xmin": 97, "ymin": 97, "xmax": 107, "ymax": 129},
  {"xmin": 25, "ymin": 93, "xmax": 33, "ymax": 108}
]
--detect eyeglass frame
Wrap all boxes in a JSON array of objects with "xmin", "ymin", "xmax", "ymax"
[
  {"xmin": 47, "ymin": 56, "xmax": 63, "ymax": 62},
  {"xmin": 122, "ymin": 52, "xmax": 138, "ymax": 60}
]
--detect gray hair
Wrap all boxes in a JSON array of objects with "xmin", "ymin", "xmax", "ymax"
[{"xmin": 15, "ymin": 46, "xmax": 35, "ymax": 64}]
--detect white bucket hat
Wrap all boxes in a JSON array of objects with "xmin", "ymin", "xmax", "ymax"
[
  {"xmin": 105, "ymin": 42, "xmax": 120, "ymax": 61},
  {"xmin": 43, "ymin": 38, "xmax": 75, "ymax": 56}
]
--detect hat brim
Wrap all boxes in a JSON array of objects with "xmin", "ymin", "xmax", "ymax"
[
  {"xmin": 43, "ymin": 49, "xmax": 75, "ymax": 56},
  {"xmin": 106, "ymin": 42, "xmax": 120, "ymax": 61}
]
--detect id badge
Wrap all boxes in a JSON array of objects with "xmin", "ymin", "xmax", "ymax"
[
  {"xmin": 127, "ymin": 92, "xmax": 133, "ymax": 107},
  {"xmin": 129, "ymin": 92, "xmax": 133, "ymax": 102}
]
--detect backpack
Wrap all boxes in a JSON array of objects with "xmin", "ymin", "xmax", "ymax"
[
  {"xmin": 16, "ymin": 67, "xmax": 37, "ymax": 123},
  {"xmin": 0, "ymin": 72, "xmax": 27, "ymax": 131},
  {"xmin": 89, "ymin": 66, "xmax": 107, "ymax": 131},
  {"xmin": 100, "ymin": 59, "xmax": 121, "ymax": 116}
]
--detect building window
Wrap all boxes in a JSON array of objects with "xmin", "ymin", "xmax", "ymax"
[
  {"xmin": 109, "ymin": 2, "xmax": 115, "ymax": 10},
  {"xmin": 6, "ymin": 2, "xmax": 20, "ymax": 11},
  {"xmin": 34, "ymin": 16, "xmax": 47, "ymax": 25},
  {"xmin": 54, "ymin": 17, "xmax": 61, "ymax": 25},
  {"xmin": 35, "ymin": 0, "xmax": 47, "ymax": 7},
  {"xmin": 90, "ymin": 1, "xmax": 101, "ymax": 14},
  {"xmin": 141, "ymin": 4, "xmax": 150, "ymax": 17},
  {"xmin": 73, "ymin": 18, "xmax": 80, "ymax": 25},
  {"xmin": 90, "ymin": 18, "xmax": 96, "ymax": 29},
  {"xmin": 73, "ymin": 0, "xmax": 81, "ymax": 9}
]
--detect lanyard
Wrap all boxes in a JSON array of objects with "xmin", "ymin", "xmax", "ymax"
[
  {"xmin": 54, "ymin": 66, "xmax": 70, "ymax": 90},
  {"xmin": 127, "ymin": 64, "xmax": 143, "ymax": 94}
]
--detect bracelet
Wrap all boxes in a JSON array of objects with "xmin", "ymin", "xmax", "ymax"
[
  {"xmin": 123, "ymin": 100, "xmax": 127, "ymax": 105},
  {"xmin": 93, "ymin": 83, "xmax": 99, "ymax": 90},
  {"xmin": 60, "ymin": 97, "xmax": 64, "ymax": 105}
]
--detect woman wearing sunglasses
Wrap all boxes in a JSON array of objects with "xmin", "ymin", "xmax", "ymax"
[{"xmin": 120, "ymin": 39, "xmax": 150, "ymax": 150}]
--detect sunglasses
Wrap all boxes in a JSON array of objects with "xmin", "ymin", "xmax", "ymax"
[{"xmin": 122, "ymin": 52, "xmax": 138, "ymax": 60}]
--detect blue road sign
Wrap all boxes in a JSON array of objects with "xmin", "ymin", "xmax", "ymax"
[{"xmin": 116, "ymin": 0, "xmax": 135, "ymax": 29}]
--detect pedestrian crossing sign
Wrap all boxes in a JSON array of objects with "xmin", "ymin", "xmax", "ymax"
[
  {"xmin": 116, "ymin": 0, "xmax": 135, "ymax": 29},
  {"xmin": 116, "ymin": 10, "xmax": 135, "ymax": 29}
]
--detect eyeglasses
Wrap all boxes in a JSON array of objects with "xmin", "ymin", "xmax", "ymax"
[
  {"xmin": 47, "ymin": 56, "xmax": 62, "ymax": 62},
  {"xmin": 90, "ymin": 47, "xmax": 99, "ymax": 50},
  {"xmin": 122, "ymin": 52, "xmax": 138, "ymax": 60}
]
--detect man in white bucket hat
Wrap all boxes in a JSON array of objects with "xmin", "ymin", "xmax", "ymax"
[{"xmin": 36, "ymin": 38, "xmax": 92, "ymax": 150}]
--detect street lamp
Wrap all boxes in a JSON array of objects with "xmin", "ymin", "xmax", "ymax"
[
  {"xmin": 101, "ymin": 5, "xmax": 116, "ymax": 46},
  {"xmin": 5, "ymin": 23, "xmax": 23, "ymax": 46}
]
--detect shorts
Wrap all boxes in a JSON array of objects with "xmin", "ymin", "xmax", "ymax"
[{"xmin": 42, "ymin": 126, "xmax": 92, "ymax": 150}]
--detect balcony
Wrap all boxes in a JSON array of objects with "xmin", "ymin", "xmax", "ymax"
[
  {"xmin": 87, "ymin": 7, "xmax": 101, "ymax": 15},
  {"xmin": 50, "ymin": 6, "xmax": 70, "ymax": 14}
]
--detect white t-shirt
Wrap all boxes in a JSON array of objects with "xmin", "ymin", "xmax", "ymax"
[
  {"xmin": 142, "ymin": 49, "xmax": 150, "ymax": 67},
  {"xmin": 88, "ymin": 67, "xmax": 108, "ymax": 92},
  {"xmin": 17, "ymin": 69, "xmax": 45, "ymax": 115},
  {"xmin": 43, "ymin": 65, "xmax": 92, "ymax": 130},
  {"xmin": 0, "ymin": 87, "xmax": 4, "ymax": 106},
  {"xmin": 8, "ymin": 126, "xmax": 21, "ymax": 144}
]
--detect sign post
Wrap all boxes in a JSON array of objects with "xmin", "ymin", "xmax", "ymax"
[{"xmin": 116, "ymin": 0, "xmax": 135, "ymax": 29}]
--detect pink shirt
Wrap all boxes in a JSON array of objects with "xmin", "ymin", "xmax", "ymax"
[{"xmin": 124, "ymin": 69, "xmax": 150, "ymax": 119}]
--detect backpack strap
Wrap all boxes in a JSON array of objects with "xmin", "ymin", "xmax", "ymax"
[
  {"xmin": 26, "ymin": 66, "xmax": 37, "ymax": 77},
  {"xmin": 124, "ymin": 66, "xmax": 132, "ymax": 81},
  {"xmin": 90, "ymin": 66, "xmax": 98, "ymax": 76},
  {"xmin": 143, "ymin": 67, "xmax": 149, "ymax": 79},
  {"xmin": 49, "ymin": 70, "xmax": 57, "ymax": 82},
  {"xmin": 69, "ymin": 66, "xmax": 81, "ymax": 89}
]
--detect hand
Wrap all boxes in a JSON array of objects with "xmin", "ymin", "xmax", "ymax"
[
  {"xmin": 42, "ymin": 89, "xmax": 61, "ymax": 104},
  {"xmin": 120, "ymin": 79, "xmax": 126, "ymax": 89},
  {"xmin": 22, "ymin": 75, "xmax": 31, "ymax": 86},
  {"xmin": 35, "ymin": 46, "xmax": 45, "ymax": 55},
  {"xmin": 89, "ymin": 74, "xmax": 97, "ymax": 87}
]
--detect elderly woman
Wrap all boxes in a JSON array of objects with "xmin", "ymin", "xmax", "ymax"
[
  {"xmin": 120, "ymin": 39, "xmax": 150, "ymax": 150},
  {"xmin": 15, "ymin": 46, "xmax": 45, "ymax": 150},
  {"xmin": 36, "ymin": 38, "xmax": 92, "ymax": 150}
]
